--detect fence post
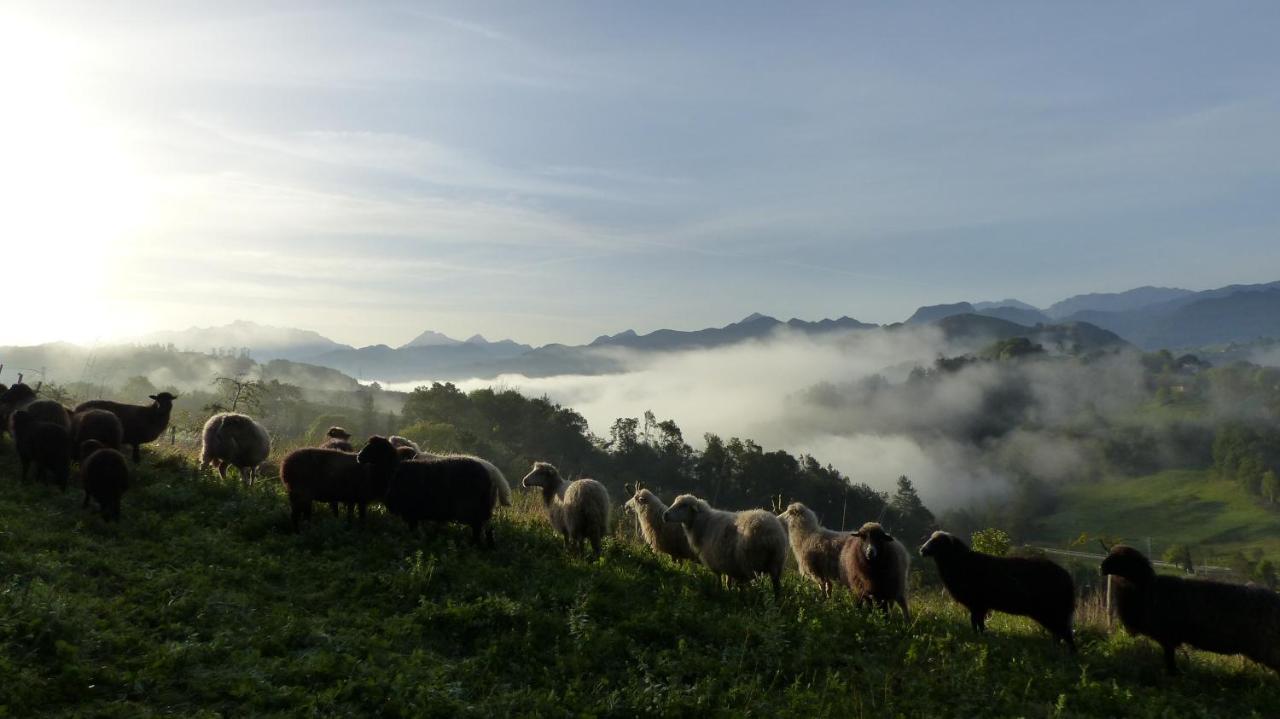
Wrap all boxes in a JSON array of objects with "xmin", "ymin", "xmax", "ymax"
[{"xmin": 1105, "ymin": 574, "xmax": 1113, "ymax": 628}]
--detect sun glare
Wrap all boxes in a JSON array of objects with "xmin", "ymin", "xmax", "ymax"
[{"xmin": 0, "ymin": 14, "xmax": 151, "ymax": 345}]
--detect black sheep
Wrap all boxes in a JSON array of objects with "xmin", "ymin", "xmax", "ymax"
[
  {"xmin": 0, "ymin": 383, "xmax": 38, "ymax": 449},
  {"xmin": 73, "ymin": 409, "xmax": 125, "ymax": 459},
  {"xmin": 920, "ymin": 531, "xmax": 1076, "ymax": 650},
  {"xmin": 11, "ymin": 409, "xmax": 72, "ymax": 491},
  {"xmin": 79, "ymin": 439, "xmax": 130, "ymax": 521},
  {"xmin": 75, "ymin": 392, "xmax": 177, "ymax": 463},
  {"xmin": 1101, "ymin": 545, "xmax": 1280, "ymax": 675},
  {"xmin": 358, "ymin": 436, "xmax": 498, "ymax": 547}
]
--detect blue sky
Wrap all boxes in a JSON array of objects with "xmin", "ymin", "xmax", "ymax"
[{"xmin": 3, "ymin": 1, "xmax": 1278, "ymax": 346}]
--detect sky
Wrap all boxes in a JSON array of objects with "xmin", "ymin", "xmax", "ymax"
[{"xmin": 2, "ymin": 1, "xmax": 1279, "ymax": 348}]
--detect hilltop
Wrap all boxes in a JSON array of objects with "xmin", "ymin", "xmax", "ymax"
[{"xmin": 2, "ymin": 454, "xmax": 1278, "ymax": 717}]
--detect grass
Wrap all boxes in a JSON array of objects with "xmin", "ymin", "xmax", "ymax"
[
  {"xmin": 1031, "ymin": 469, "xmax": 1280, "ymax": 563},
  {"xmin": 1, "ymin": 448, "xmax": 1279, "ymax": 717}
]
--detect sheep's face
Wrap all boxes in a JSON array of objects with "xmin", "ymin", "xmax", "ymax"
[
  {"xmin": 521, "ymin": 463, "xmax": 557, "ymax": 489},
  {"xmin": 778, "ymin": 502, "xmax": 818, "ymax": 531},
  {"xmin": 1100, "ymin": 546, "xmax": 1156, "ymax": 583},
  {"xmin": 662, "ymin": 495, "xmax": 702, "ymax": 525},
  {"xmin": 625, "ymin": 488, "xmax": 657, "ymax": 516},
  {"xmin": 855, "ymin": 523, "xmax": 894, "ymax": 562},
  {"xmin": 919, "ymin": 531, "xmax": 964, "ymax": 559},
  {"xmin": 356, "ymin": 436, "xmax": 397, "ymax": 466},
  {"xmin": 327, "ymin": 426, "xmax": 352, "ymax": 440},
  {"xmin": 148, "ymin": 392, "xmax": 178, "ymax": 408}
]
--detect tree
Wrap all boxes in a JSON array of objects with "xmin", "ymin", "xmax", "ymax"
[
  {"xmin": 120, "ymin": 375, "xmax": 158, "ymax": 400},
  {"xmin": 1162, "ymin": 543, "xmax": 1194, "ymax": 574},
  {"xmin": 888, "ymin": 476, "xmax": 936, "ymax": 544},
  {"xmin": 609, "ymin": 418, "xmax": 640, "ymax": 454},
  {"xmin": 1263, "ymin": 470, "xmax": 1280, "ymax": 506},
  {"xmin": 970, "ymin": 528, "xmax": 1011, "ymax": 557}
]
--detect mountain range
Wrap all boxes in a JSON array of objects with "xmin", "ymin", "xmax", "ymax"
[{"xmin": 97, "ymin": 279, "xmax": 1280, "ymax": 382}]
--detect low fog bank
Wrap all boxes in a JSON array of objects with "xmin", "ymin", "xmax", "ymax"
[
  {"xmin": 384, "ymin": 323, "xmax": 1262, "ymax": 511},
  {"xmin": 381, "ymin": 325, "xmax": 1091, "ymax": 508}
]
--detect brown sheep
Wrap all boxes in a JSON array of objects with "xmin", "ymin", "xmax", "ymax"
[
  {"xmin": 839, "ymin": 522, "xmax": 911, "ymax": 619},
  {"xmin": 11, "ymin": 409, "xmax": 72, "ymax": 490},
  {"xmin": 79, "ymin": 439, "xmax": 129, "ymax": 521},
  {"xmin": 73, "ymin": 409, "xmax": 125, "ymax": 460},
  {"xmin": 320, "ymin": 426, "xmax": 354, "ymax": 452},
  {"xmin": 279, "ymin": 442, "xmax": 394, "ymax": 531}
]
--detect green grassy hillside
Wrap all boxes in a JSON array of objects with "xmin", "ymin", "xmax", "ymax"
[
  {"xmin": 1030, "ymin": 470, "xmax": 1280, "ymax": 563},
  {"xmin": 1, "ymin": 451, "xmax": 1278, "ymax": 717}
]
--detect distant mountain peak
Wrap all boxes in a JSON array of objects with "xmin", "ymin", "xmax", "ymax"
[
  {"xmin": 740, "ymin": 312, "xmax": 773, "ymax": 323},
  {"xmin": 400, "ymin": 330, "xmax": 463, "ymax": 349},
  {"xmin": 465, "ymin": 334, "xmax": 488, "ymax": 345}
]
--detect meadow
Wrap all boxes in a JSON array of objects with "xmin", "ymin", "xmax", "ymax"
[{"xmin": 2, "ymin": 447, "xmax": 1279, "ymax": 718}]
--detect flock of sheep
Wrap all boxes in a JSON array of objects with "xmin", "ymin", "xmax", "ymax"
[{"xmin": 2, "ymin": 381, "xmax": 1279, "ymax": 678}]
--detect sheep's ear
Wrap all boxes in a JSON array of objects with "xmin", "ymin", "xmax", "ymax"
[
  {"xmin": 884, "ymin": 533, "xmax": 895, "ymax": 542},
  {"xmin": 148, "ymin": 394, "xmax": 158, "ymax": 400}
]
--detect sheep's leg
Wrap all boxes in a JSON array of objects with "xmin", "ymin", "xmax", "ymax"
[
  {"xmin": 897, "ymin": 596, "xmax": 911, "ymax": 623},
  {"xmin": 19, "ymin": 458, "xmax": 30, "ymax": 482},
  {"xmin": 357, "ymin": 502, "xmax": 367, "ymax": 523},
  {"xmin": 470, "ymin": 523, "xmax": 483, "ymax": 546},
  {"xmin": 329, "ymin": 502, "xmax": 340, "ymax": 518},
  {"xmin": 590, "ymin": 535, "xmax": 601, "ymax": 560},
  {"xmin": 1162, "ymin": 644, "xmax": 1180, "ymax": 675},
  {"xmin": 485, "ymin": 523, "xmax": 495, "ymax": 549},
  {"xmin": 82, "ymin": 490, "xmax": 90, "ymax": 509},
  {"xmin": 131, "ymin": 444, "xmax": 141, "ymax": 464},
  {"xmin": 970, "ymin": 609, "xmax": 987, "ymax": 633},
  {"xmin": 770, "ymin": 572, "xmax": 782, "ymax": 603},
  {"xmin": 290, "ymin": 499, "xmax": 306, "ymax": 532},
  {"xmin": 217, "ymin": 462, "xmax": 228, "ymax": 481}
]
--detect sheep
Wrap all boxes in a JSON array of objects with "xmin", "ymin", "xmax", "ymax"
[
  {"xmin": 776, "ymin": 502, "xmax": 850, "ymax": 597},
  {"xmin": 74, "ymin": 392, "xmax": 178, "ymax": 463},
  {"xmin": 72, "ymin": 409, "xmax": 124, "ymax": 460},
  {"xmin": 0, "ymin": 382, "xmax": 38, "ymax": 448},
  {"xmin": 624, "ymin": 486, "xmax": 697, "ymax": 563},
  {"xmin": 13, "ymin": 398, "xmax": 71, "ymax": 432},
  {"xmin": 840, "ymin": 521, "xmax": 911, "ymax": 619},
  {"xmin": 79, "ymin": 439, "xmax": 129, "ymax": 521},
  {"xmin": 200, "ymin": 412, "xmax": 272, "ymax": 485},
  {"xmin": 278, "ymin": 442, "xmax": 395, "ymax": 531},
  {"xmin": 920, "ymin": 531, "xmax": 1075, "ymax": 650},
  {"xmin": 663, "ymin": 494, "xmax": 788, "ymax": 601},
  {"xmin": 1100, "ymin": 545, "xmax": 1280, "ymax": 675},
  {"xmin": 521, "ymin": 462, "xmax": 610, "ymax": 559},
  {"xmin": 388, "ymin": 435, "xmax": 420, "ymax": 453},
  {"xmin": 10, "ymin": 409, "xmax": 72, "ymax": 491},
  {"xmin": 358, "ymin": 436, "xmax": 500, "ymax": 546},
  {"xmin": 320, "ymin": 426, "xmax": 353, "ymax": 452},
  {"xmin": 434, "ymin": 453, "xmax": 510, "ymax": 508}
]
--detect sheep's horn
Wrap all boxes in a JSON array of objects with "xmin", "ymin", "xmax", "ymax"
[
  {"xmin": 34, "ymin": 381, "xmax": 42, "ymax": 393},
  {"xmin": 623, "ymin": 482, "xmax": 634, "ymax": 496},
  {"xmin": 1098, "ymin": 539, "xmax": 1112, "ymax": 553}
]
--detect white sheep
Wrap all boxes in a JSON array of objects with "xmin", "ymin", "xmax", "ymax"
[
  {"xmin": 200, "ymin": 412, "xmax": 271, "ymax": 485},
  {"xmin": 521, "ymin": 462, "xmax": 610, "ymax": 559},
  {"xmin": 778, "ymin": 502, "xmax": 850, "ymax": 598},
  {"xmin": 624, "ymin": 486, "xmax": 697, "ymax": 563},
  {"xmin": 663, "ymin": 494, "xmax": 787, "ymax": 600}
]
